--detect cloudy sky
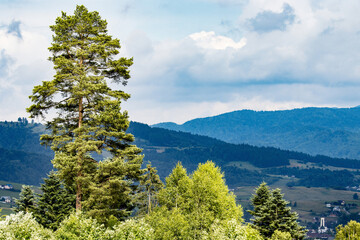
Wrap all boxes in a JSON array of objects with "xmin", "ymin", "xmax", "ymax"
[{"xmin": 1, "ymin": 0, "xmax": 360, "ymax": 124}]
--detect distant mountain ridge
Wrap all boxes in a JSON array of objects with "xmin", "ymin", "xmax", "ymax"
[
  {"xmin": 153, "ymin": 107, "xmax": 360, "ymax": 160},
  {"xmin": 1, "ymin": 120, "xmax": 360, "ymax": 188}
]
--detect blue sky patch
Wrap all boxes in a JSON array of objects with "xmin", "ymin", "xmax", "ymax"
[{"xmin": 248, "ymin": 3, "xmax": 295, "ymax": 33}]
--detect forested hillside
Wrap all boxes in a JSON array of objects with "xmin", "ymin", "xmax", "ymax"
[
  {"xmin": 153, "ymin": 107, "xmax": 360, "ymax": 160},
  {"xmin": 1, "ymin": 120, "xmax": 360, "ymax": 188},
  {"xmin": 0, "ymin": 121, "xmax": 52, "ymax": 185},
  {"xmin": 0, "ymin": 121, "xmax": 49, "ymax": 155},
  {"xmin": 129, "ymin": 122, "xmax": 360, "ymax": 187},
  {"xmin": 0, "ymin": 147, "xmax": 52, "ymax": 185}
]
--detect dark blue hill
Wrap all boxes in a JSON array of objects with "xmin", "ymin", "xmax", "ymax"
[{"xmin": 153, "ymin": 107, "xmax": 360, "ymax": 160}]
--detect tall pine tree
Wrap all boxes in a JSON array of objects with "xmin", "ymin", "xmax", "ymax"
[
  {"xmin": 35, "ymin": 171, "xmax": 74, "ymax": 230},
  {"xmin": 27, "ymin": 5, "xmax": 143, "ymax": 214}
]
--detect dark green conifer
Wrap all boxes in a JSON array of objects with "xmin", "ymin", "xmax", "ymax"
[
  {"xmin": 35, "ymin": 171, "xmax": 74, "ymax": 230},
  {"xmin": 249, "ymin": 183, "xmax": 305, "ymax": 239},
  {"xmin": 248, "ymin": 182, "xmax": 271, "ymax": 218},
  {"xmin": 14, "ymin": 185, "xmax": 36, "ymax": 213}
]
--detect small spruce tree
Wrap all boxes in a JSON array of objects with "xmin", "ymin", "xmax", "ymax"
[
  {"xmin": 249, "ymin": 183, "xmax": 305, "ymax": 239},
  {"xmin": 248, "ymin": 182, "xmax": 271, "ymax": 218},
  {"xmin": 35, "ymin": 171, "xmax": 74, "ymax": 230},
  {"xmin": 14, "ymin": 185, "xmax": 36, "ymax": 213},
  {"xmin": 354, "ymin": 193, "xmax": 359, "ymax": 200}
]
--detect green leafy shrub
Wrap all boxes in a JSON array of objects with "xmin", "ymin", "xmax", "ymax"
[
  {"xmin": 335, "ymin": 220, "xmax": 360, "ymax": 240},
  {"xmin": 55, "ymin": 212, "xmax": 105, "ymax": 240},
  {"xmin": 104, "ymin": 218, "xmax": 154, "ymax": 240},
  {"xmin": 270, "ymin": 230, "xmax": 292, "ymax": 240},
  {"xmin": 201, "ymin": 219, "xmax": 263, "ymax": 240},
  {"xmin": 0, "ymin": 212, "xmax": 53, "ymax": 240},
  {"xmin": 147, "ymin": 207, "xmax": 190, "ymax": 239}
]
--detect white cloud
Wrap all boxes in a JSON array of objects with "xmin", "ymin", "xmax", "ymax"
[
  {"xmin": 189, "ymin": 31, "xmax": 247, "ymax": 50},
  {"xmin": 0, "ymin": 20, "xmax": 52, "ymax": 121}
]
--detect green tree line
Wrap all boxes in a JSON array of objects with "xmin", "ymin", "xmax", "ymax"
[{"xmin": 7, "ymin": 161, "xmax": 304, "ymax": 239}]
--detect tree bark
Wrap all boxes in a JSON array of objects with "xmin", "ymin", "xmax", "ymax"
[
  {"xmin": 148, "ymin": 189, "xmax": 151, "ymax": 213},
  {"xmin": 76, "ymin": 179, "xmax": 82, "ymax": 211},
  {"xmin": 76, "ymin": 97, "xmax": 83, "ymax": 211}
]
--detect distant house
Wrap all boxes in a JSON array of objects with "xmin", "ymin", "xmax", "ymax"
[
  {"xmin": 3, "ymin": 184, "xmax": 13, "ymax": 190},
  {"xmin": 1, "ymin": 196, "xmax": 11, "ymax": 203},
  {"xmin": 326, "ymin": 203, "xmax": 331, "ymax": 208},
  {"xmin": 333, "ymin": 206, "xmax": 341, "ymax": 212}
]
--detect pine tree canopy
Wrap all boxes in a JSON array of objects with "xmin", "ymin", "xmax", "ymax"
[{"xmin": 27, "ymin": 5, "xmax": 143, "ymax": 213}]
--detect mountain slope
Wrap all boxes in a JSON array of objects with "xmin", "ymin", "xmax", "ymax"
[
  {"xmin": 0, "ymin": 122, "xmax": 53, "ymax": 185},
  {"xmin": 1, "ymin": 120, "xmax": 360, "ymax": 188},
  {"xmin": 153, "ymin": 107, "xmax": 360, "ymax": 160},
  {"xmin": 128, "ymin": 122, "xmax": 360, "ymax": 187},
  {"xmin": 0, "ymin": 147, "xmax": 52, "ymax": 185}
]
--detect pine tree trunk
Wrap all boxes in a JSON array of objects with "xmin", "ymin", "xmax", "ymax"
[
  {"xmin": 148, "ymin": 189, "xmax": 151, "ymax": 213},
  {"xmin": 78, "ymin": 97, "xmax": 83, "ymax": 128},
  {"xmin": 76, "ymin": 97, "xmax": 83, "ymax": 211},
  {"xmin": 76, "ymin": 178, "xmax": 82, "ymax": 210}
]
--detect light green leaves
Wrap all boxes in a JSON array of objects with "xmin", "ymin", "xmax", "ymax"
[{"xmin": 152, "ymin": 161, "xmax": 244, "ymax": 239}]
